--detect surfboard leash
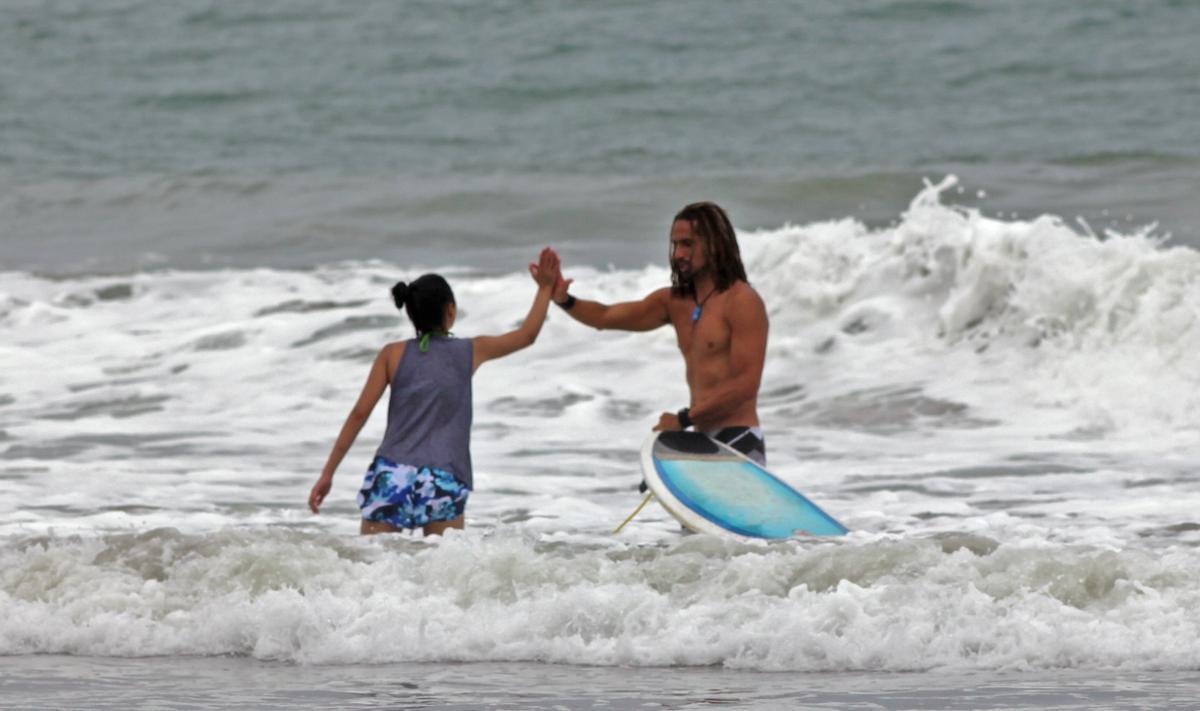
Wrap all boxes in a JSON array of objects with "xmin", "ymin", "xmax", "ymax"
[{"xmin": 613, "ymin": 493, "xmax": 655, "ymax": 534}]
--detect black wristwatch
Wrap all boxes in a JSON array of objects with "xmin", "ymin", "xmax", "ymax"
[
  {"xmin": 676, "ymin": 407, "xmax": 693, "ymax": 429},
  {"xmin": 556, "ymin": 294, "xmax": 577, "ymax": 310}
]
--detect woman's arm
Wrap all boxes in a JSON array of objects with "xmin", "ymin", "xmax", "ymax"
[
  {"xmin": 472, "ymin": 247, "xmax": 560, "ymax": 372},
  {"xmin": 308, "ymin": 345, "xmax": 396, "ymax": 513}
]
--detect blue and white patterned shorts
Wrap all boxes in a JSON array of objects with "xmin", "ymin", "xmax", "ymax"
[{"xmin": 357, "ymin": 456, "xmax": 470, "ymax": 529}]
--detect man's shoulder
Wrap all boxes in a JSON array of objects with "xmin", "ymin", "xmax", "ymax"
[
  {"xmin": 720, "ymin": 282, "xmax": 767, "ymax": 329},
  {"xmin": 651, "ymin": 286, "xmax": 678, "ymax": 303},
  {"xmin": 724, "ymin": 280, "xmax": 765, "ymax": 306}
]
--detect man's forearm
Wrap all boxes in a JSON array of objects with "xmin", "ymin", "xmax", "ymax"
[{"xmin": 557, "ymin": 296, "xmax": 610, "ymax": 330}]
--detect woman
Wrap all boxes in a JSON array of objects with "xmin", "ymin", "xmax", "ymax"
[{"xmin": 308, "ymin": 248, "xmax": 560, "ymax": 535}]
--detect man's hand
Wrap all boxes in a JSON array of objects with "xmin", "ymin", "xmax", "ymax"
[
  {"xmin": 540, "ymin": 248, "xmax": 573, "ymax": 303},
  {"xmin": 653, "ymin": 411, "xmax": 683, "ymax": 432}
]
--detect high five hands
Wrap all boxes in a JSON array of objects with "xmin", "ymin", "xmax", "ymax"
[{"xmin": 528, "ymin": 247, "xmax": 563, "ymax": 289}]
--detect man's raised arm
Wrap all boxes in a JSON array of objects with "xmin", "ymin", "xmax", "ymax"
[{"xmin": 551, "ymin": 269, "xmax": 671, "ymax": 332}]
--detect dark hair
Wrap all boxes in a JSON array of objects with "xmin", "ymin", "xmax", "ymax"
[
  {"xmin": 670, "ymin": 201, "xmax": 747, "ymax": 296},
  {"xmin": 391, "ymin": 273, "xmax": 455, "ymax": 335}
]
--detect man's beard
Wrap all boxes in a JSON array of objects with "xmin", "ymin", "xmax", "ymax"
[{"xmin": 672, "ymin": 260, "xmax": 708, "ymax": 293}]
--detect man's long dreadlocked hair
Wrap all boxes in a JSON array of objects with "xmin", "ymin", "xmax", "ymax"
[{"xmin": 670, "ymin": 201, "xmax": 747, "ymax": 297}]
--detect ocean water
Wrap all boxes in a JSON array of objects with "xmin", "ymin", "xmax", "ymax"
[
  {"xmin": 4, "ymin": 0, "xmax": 1200, "ymax": 276},
  {"xmin": 3, "ymin": 1, "xmax": 1200, "ymax": 709}
]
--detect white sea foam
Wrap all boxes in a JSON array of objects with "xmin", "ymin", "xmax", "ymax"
[
  {"xmin": 3, "ymin": 528, "xmax": 1200, "ymax": 671},
  {"xmin": 2, "ymin": 182, "xmax": 1199, "ymax": 669}
]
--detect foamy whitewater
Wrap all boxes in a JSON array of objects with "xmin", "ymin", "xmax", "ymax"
[{"xmin": 2, "ymin": 179, "xmax": 1199, "ymax": 675}]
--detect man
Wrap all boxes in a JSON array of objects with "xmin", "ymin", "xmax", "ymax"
[{"xmin": 551, "ymin": 201, "xmax": 769, "ymax": 465}]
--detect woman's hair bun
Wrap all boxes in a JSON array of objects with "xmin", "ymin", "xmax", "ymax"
[{"xmin": 391, "ymin": 281, "xmax": 409, "ymax": 309}]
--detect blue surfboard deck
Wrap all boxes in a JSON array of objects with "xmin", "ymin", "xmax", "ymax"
[{"xmin": 641, "ymin": 431, "xmax": 848, "ymax": 540}]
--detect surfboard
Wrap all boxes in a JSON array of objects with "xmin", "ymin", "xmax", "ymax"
[{"xmin": 640, "ymin": 431, "xmax": 848, "ymax": 539}]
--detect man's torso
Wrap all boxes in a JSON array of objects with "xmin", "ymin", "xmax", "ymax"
[{"xmin": 666, "ymin": 281, "xmax": 762, "ymax": 428}]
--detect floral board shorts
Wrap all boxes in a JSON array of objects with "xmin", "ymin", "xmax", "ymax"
[{"xmin": 357, "ymin": 456, "xmax": 470, "ymax": 529}]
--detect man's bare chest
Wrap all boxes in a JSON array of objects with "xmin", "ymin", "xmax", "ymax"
[{"xmin": 671, "ymin": 312, "xmax": 732, "ymax": 360}]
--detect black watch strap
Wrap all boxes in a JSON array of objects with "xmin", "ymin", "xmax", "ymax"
[
  {"xmin": 676, "ymin": 407, "xmax": 693, "ymax": 429},
  {"xmin": 556, "ymin": 293, "xmax": 577, "ymax": 310}
]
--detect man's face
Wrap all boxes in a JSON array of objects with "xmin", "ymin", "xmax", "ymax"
[{"xmin": 670, "ymin": 219, "xmax": 707, "ymax": 282}]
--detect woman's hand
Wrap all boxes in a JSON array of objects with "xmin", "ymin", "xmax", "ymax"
[
  {"xmin": 529, "ymin": 247, "xmax": 562, "ymax": 289},
  {"xmin": 309, "ymin": 475, "xmax": 332, "ymax": 514}
]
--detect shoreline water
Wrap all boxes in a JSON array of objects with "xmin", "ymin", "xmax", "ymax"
[{"xmin": 5, "ymin": 656, "xmax": 1200, "ymax": 710}]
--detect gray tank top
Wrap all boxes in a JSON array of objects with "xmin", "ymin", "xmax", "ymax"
[{"xmin": 375, "ymin": 337, "xmax": 474, "ymax": 489}]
